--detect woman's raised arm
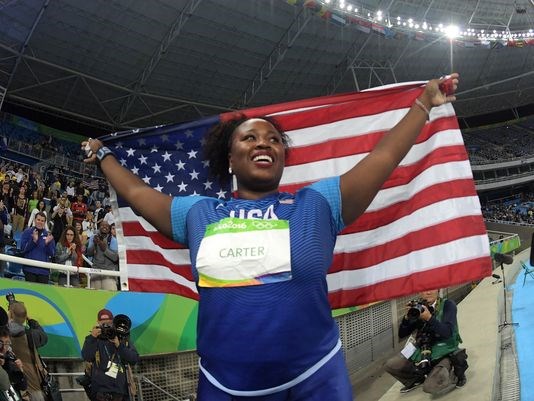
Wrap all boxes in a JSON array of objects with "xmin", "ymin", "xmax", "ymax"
[
  {"xmin": 82, "ymin": 139, "xmax": 173, "ymax": 238},
  {"xmin": 339, "ymin": 73, "xmax": 459, "ymax": 225}
]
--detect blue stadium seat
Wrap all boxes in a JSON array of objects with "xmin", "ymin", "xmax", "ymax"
[{"xmin": 3, "ymin": 245, "xmax": 25, "ymax": 280}]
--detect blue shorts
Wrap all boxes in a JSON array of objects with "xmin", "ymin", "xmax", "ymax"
[{"xmin": 196, "ymin": 349, "xmax": 353, "ymax": 401}]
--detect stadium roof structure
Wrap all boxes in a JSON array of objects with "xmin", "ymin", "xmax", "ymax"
[{"xmin": 0, "ymin": 0, "xmax": 534, "ymax": 133}]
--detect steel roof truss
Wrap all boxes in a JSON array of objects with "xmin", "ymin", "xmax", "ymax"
[
  {"xmin": 80, "ymin": 77, "xmax": 116, "ymax": 126},
  {"xmin": 117, "ymin": 0, "xmax": 203, "ymax": 124},
  {"xmin": 4, "ymin": 0, "xmax": 50, "ymax": 93},
  {"xmin": 325, "ymin": 33, "xmax": 373, "ymax": 95},
  {"xmin": 236, "ymin": 6, "xmax": 312, "ymax": 107}
]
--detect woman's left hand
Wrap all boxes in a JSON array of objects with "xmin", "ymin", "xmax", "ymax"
[{"xmin": 421, "ymin": 73, "xmax": 459, "ymax": 108}]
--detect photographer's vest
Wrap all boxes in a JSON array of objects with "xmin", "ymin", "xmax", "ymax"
[
  {"xmin": 11, "ymin": 332, "xmax": 44, "ymax": 392},
  {"xmin": 411, "ymin": 298, "xmax": 461, "ymax": 363}
]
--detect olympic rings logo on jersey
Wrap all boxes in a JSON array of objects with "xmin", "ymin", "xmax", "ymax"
[{"xmin": 251, "ymin": 221, "xmax": 276, "ymax": 230}]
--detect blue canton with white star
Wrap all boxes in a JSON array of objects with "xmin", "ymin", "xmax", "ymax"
[{"xmin": 104, "ymin": 116, "xmax": 231, "ymax": 201}]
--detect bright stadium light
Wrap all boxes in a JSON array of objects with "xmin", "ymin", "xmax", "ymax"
[{"xmin": 445, "ymin": 24, "xmax": 460, "ymax": 39}]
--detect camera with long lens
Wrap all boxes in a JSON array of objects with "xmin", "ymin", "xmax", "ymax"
[
  {"xmin": 99, "ymin": 314, "xmax": 131, "ymax": 340},
  {"xmin": 98, "ymin": 322, "xmax": 117, "ymax": 340},
  {"xmin": 406, "ymin": 298, "xmax": 435, "ymax": 322}
]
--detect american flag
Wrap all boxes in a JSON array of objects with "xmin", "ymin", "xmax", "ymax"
[{"xmin": 102, "ymin": 82, "xmax": 492, "ymax": 308}]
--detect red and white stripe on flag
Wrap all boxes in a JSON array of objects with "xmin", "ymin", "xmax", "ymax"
[{"xmin": 118, "ymin": 81, "xmax": 492, "ymax": 308}]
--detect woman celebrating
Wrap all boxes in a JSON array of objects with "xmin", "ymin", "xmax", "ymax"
[
  {"xmin": 55, "ymin": 225, "xmax": 84, "ymax": 287},
  {"xmin": 82, "ymin": 75, "xmax": 458, "ymax": 400}
]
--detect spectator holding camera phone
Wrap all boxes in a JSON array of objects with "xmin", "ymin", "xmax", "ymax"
[
  {"xmin": 7, "ymin": 297, "xmax": 50, "ymax": 401},
  {"xmin": 384, "ymin": 289, "xmax": 468, "ymax": 395},
  {"xmin": 81, "ymin": 309, "xmax": 139, "ymax": 401},
  {"xmin": 19, "ymin": 212, "xmax": 55, "ymax": 284},
  {"xmin": 53, "ymin": 194, "xmax": 72, "ymax": 226},
  {"xmin": 50, "ymin": 203, "xmax": 69, "ymax": 243}
]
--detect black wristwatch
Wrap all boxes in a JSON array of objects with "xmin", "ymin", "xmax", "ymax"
[{"xmin": 96, "ymin": 146, "xmax": 114, "ymax": 163}]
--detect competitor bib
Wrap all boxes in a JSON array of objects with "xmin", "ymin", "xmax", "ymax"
[{"xmin": 196, "ymin": 217, "xmax": 291, "ymax": 287}]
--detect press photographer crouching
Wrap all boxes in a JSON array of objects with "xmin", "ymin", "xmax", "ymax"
[
  {"xmin": 384, "ymin": 289, "xmax": 468, "ymax": 395},
  {"xmin": 81, "ymin": 309, "xmax": 139, "ymax": 401}
]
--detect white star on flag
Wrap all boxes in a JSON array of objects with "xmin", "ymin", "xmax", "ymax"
[
  {"xmin": 189, "ymin": 170, "xmax": 199, "ymax": 180},
  {"xmin": 151, "ymin": 163, "xmax": 161, "ymax": 173},
  {"xmin": 165, "ymin": 173, "xmax": 175, "ymax": 183},
  {"xmin": 187, "ymin": 150, "xmax": 198, "ymax": 159}
]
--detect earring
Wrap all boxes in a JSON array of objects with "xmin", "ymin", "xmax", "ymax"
[{"xmin": 228, "ymin": 166, "xmax": 233, "ymax": 174}]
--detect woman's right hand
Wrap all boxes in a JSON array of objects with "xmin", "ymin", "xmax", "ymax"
[{"xmin": 81, "ymin": 138, "xmax": 104, "ymax": 164}]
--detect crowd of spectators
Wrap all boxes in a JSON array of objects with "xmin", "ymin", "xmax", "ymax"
[
  {"xmin": 0, "ymin": 113, "xmax": 80, "ymax": 159},
  {"xmin": 482, "ymin": 193, "xmax": 534, "ymax": 225},
  {"xmin": 0, "ymin": 158, "xmax": 119, "ymax": 288},
  {"xmin": 463, "ymin": 123, "xmax": 534, "ymax": 164}
]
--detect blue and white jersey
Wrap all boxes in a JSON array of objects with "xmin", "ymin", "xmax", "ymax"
[{"xmin": 171, "ymin": 177, "xmax": 345, "ymax": 393}]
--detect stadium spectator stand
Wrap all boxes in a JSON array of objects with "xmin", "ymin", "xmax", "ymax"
[
  {"xmin": 463, "ymin": 122, "xmax": 534, "ymax": 164},
  {"xmin": 0, "ymin": 112, "xmax": 109, "ymax": 284}
]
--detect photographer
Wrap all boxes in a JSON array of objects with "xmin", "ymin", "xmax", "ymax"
[
  {"xmin": 0, "ymin": 326, "xmax": 27, "ymax": 399},
  {"xmin": 85, "ymin": 221, "xmax": 118, "ymax": 291},
  {"xmin": 384, "ymin": 289, "xmax": 468, "ymax": 395},
  {"xmin": 7, "ymin": 299, "xmax": 49, "ymax": 401},
  {"xmin": 81, "ymin": 309, "xmax": 139, "ymax": 401}
]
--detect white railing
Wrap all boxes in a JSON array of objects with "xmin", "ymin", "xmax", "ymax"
[
  {"xmin": 484, "ymin": 219, "xmax": 534, "ymax": 227},
  {"xmin": 0, "ymin": 252, "xmax": 120, "ymax": 288}
]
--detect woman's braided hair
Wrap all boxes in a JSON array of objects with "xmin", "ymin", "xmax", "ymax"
[{"xmin": 203, "ymin": 114, "xmax": 290, "ymax": 185}]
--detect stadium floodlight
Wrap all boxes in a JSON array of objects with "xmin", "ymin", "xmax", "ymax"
[
  {"xmin": 376, "ymin": 10, "xmax": 383, "ymax": 21},
  {"xmin": 445, "ymin": 25, "xmax": 460, "ymax": 39}
]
